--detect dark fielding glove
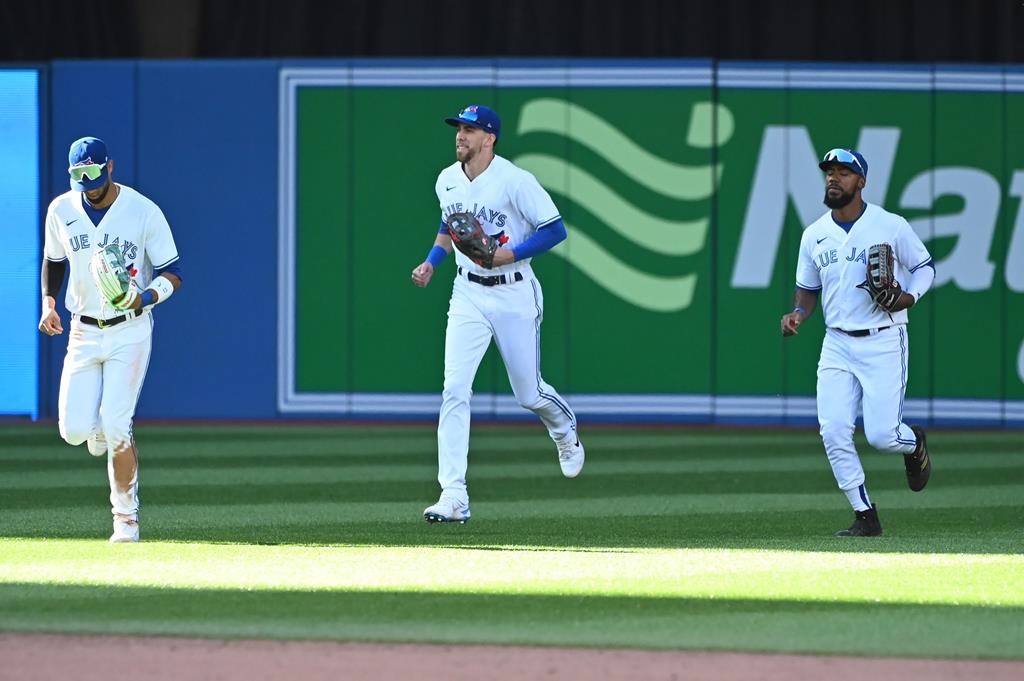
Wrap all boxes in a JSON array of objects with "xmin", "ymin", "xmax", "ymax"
[
  {"xmin": 446, "ymin": 211, "xmax": 498, "ymax": 269},
  {"xmin": 867, "ymin": 243, "xmax": 903, "ymax": 312}
]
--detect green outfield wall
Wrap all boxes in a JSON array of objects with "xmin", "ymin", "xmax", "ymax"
[{"xmin": 278, "ymin": 63, "xmax": 1024, "ymax": 424}]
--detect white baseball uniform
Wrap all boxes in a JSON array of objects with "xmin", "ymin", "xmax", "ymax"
[
  {"xmin": 43, "ymin": 184, "xmax": 179, "ymax": 522},
  {"xmin": 795, "ymin": 203, "xmax": 933, "ymax": 496},
  {"xmin": 434, "ymin": 155, "xmax": 577, "ymax": 503}
]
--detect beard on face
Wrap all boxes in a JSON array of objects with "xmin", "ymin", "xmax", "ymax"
[
  {"xmin": 824, "ymin": 186, "xmax": 855, "ymax": 209},
  {"xmin": 85, "ymin": 180, "xmax": 112, "ymax": 206},
  {"xmin": 456, "ymin": 144, "xmax": 477, "ymax": 163}
]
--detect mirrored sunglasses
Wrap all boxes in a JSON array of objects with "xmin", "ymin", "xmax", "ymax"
[
  {"xmin": 69, "ymin": 163, "xmax": 106, "ymax": 182},
  {"xmin": 821, "ymin": 149, "xmax": 864, "ymax": 174}
]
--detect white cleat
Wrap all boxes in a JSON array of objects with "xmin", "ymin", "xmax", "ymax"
[
  {"xmin": 423, "ymin": 496, "xmax": 471, "ymax": 524},
  {"xmin": 87, "ymin": 431, "xmax": 108, "ymax": 457},
  {"xmin": 110, "ymin": 517, "xmax": 140, "ymax": 543},
  {"xmin": 557, "ymin": 435, "xmax": 585, "ymax": 478}
]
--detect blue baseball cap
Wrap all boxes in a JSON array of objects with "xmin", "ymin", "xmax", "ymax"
[
  {"xmin": 68, "ymin": 136, "xmax": 110, "ymax": 191},
  {"xmin": 445, "ymin": 105, "xmax": 500, "ymax": 139},
  {"xmin": 819, "ymin": 148, "xmax": 868, "ymax": 178}
]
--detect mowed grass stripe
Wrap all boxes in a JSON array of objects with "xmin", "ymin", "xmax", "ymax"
[
  {"xmin": 7, "ymin": 423, "xmax": 1020, "ymax": 441},
  {"xmin": 3, "ymin": 440, "xmax": 826, "ymax": 467},
  {"xmin": 5, "ymin": 465, "xmax": 1021, "ymax": 509},
  {"xmin": 3, "ymin": 431, "xmax": 1019, "ymax": 461},
  {"xmin": 1, "ymin": 485, "xmax": 1020, "ymax": 528},
  {"xmin": 2, "ymin": 541, "xmax": 1021, "ymax": 606},
  {"xmin": 1, "ymin": 451, "xmax": 1020, "ymax": 489},
  {"xmin": 2, "ymin": 507, "xmax": 1018, "ymax": 554},
  {"xmin": 0, "ymin": 425, "xmax": 437, "ymax": 446},
  {"xmin": 1, "ymin": 583, "xmax": 1021, "ymax": 657},
  {"xmin": 3, "ymin": 425, "xmax": 1021, "ymax": 453}
]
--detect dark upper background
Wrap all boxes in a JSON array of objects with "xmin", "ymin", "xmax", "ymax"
[{"xmin": 2, "ymin": 0, "xmax": 1021, "ymax": 62}]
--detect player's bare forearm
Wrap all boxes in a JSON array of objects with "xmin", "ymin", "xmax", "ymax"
[
  {"xmin": 163, "ymin": 273, "xmax": 182, "ymax": 290},
  {"xmin": 781, "ymin": 288, "xmax": 820, "ymax": 337},
  {"xmin": 792, "ymin": 288, "xmax": 819, "ymax": 318},
  {"xmin": 890, "ymin": 291, "xmax": 915, "ymax": 312},
  {"xmin": 490, "ymin": 248, "xmax": 514, "ymax": 268}
]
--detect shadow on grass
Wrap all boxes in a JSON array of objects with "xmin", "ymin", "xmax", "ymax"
[{"xmin": 0, "ymin": 583, "xmax": 1020, "ymax": 659}]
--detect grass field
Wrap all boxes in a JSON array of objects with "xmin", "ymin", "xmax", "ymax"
[{"xmin": 0, "ymin": 423, "xmax": 1021, "ymax": 658}]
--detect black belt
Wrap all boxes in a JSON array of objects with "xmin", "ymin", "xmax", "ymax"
[
  {"xmin": 75, "ymin": 313, "xmax": 136, "ymax": 329},
  {"xmin": 459, "ymin": 267, "xmax": 524, "ymax": 287},
  {"xmin": 838, "ymin": 326, "xmax": 890, "ymax": 337}
]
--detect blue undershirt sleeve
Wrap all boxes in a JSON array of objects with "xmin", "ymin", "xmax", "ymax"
[{"xmin": 511, "ymin": 219, "xmax": 567, "ymax": 262}]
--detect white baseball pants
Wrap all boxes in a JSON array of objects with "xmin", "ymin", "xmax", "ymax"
[
  {"xmin": 437, "ymin": 273, "xmax": 576, "ymax": 501},
  {"xmin": 817, "ymin": 325, "xmax": 917, "ymax": 493},
  {"xmin": 58, "ymin": 313, "xmax": 153, "ymax": 520}
]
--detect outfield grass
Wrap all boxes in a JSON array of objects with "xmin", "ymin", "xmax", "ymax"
[{"xmin": 0, "ymin": 424, "xmax": 1021, "ymax": 657}]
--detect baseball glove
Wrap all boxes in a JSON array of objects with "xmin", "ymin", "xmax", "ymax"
[
  {"xmin": 445, "ymin": 212, "xmax": 498, "ymax": 269},
  {"xmin": 866, "ymin": 243, "xmax": 903, "ymax": 312},
  {"xmin": 91, "ymin": 244, "xmax": 140, "ymax": 310}
]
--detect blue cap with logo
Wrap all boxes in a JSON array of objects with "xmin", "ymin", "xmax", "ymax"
[
  {"xmin": 68, "ymin": 136, "xmax": 110, "ymax": 191},
  {"xmin": 819, "ymin": 148, "xmax": 868, "ymax": 178},
  {"xmin": 445, "ymin": 105, "xmax": 501, "ymax": 139}
]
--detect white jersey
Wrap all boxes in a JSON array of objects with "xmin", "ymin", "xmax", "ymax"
[
  {"xmin": 435, "ymin": 155, "xmax": 560, "ymax": 277},
  {"xmin": 43, "ymin": 184, "xmax": 179, "ymax": 318},
  {"xmin": 795, "ymin": 203, "xmax": 932, "ymax": 330}
]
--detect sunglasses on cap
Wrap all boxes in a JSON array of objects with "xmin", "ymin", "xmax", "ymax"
[
  {"xmin": 821, "ymin": 149, "xmax": 865, "ymax": 175},
  {"xmin": 68, "ymin": 162, "xmax": 106, "ymax": 182}
]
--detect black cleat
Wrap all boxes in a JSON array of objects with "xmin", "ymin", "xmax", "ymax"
[
  {"xmin": 905, "ymin": 426, "xmax": 931, "ymax": 492},
  {"xmin": 835, "ymin": 504, "xmax": 882, "ymax": 537}
]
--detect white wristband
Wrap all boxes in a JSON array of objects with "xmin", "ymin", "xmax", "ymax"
[{"xmin": 148, "ymin": 275, "xmax": 175, "ymax": 305}]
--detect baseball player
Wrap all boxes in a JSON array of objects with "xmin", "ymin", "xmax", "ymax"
[
  {"xmin": 781, "ymin": 148, "xmax": 935, "ymax": 537},
  {"xmin": 39, "ymin": 136, "xmax": 182, "ymax": 543},
  {"xmin": 411, "ymin": 104, "xmax": 584, "ymax": 523}
]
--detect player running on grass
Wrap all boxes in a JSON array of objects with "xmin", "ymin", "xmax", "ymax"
[
  {"xmin": 39, "ymin": 136, "xmax": 182, "ymax": 543},
  {"xmin": 780, "ymin": 148, "xmax": 934, "ymax": 537},
  {"xmin": 411, "ymin": 104, "xmax": 584, "ymax": 524}
]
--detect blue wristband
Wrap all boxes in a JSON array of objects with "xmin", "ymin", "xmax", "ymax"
[
  {"xmin": 793, "ymin": 306, "xmax": 806, "ymax": 315},
  {"xmin": 426, "ymin": 245, "xmax": 447, "ymax": 268},
  {"xmin": 140, "ymin": 289, "xmax": 156, "ymax": 308}
]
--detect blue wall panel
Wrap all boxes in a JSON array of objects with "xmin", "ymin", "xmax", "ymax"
[
  {"xmin": 45, "ymin": 60, "xmax": 280, "ymax": 418},
  {"xmin": 133, "ymin": 61, "xmax": 280, "ymax": 418},
  {"xmin": 0, "ymin": 70, "xmax": 40, "ymax": 417}
]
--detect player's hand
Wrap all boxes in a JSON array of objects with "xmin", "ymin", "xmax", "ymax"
[
  {"xmin": 111, "ymin": 279, "xmax": 141, "ymax": 310},
  {"xmin": 411, "ymin": 262, "xmax": 434, "ymax": 288},
  {"xmin": 39, "ymin": 308, "xmax": 63, "ymax": 336},
  {"xmin": 781, "ymin": 312, "xmax": 801, "ymax": 337}
]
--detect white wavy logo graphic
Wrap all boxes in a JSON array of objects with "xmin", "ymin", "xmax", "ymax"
[{"xmin": 514, "ymin": 98, "xmax": 734, "ymax": 312}]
